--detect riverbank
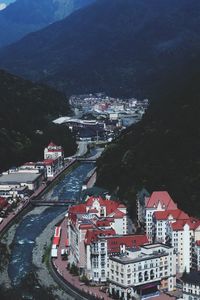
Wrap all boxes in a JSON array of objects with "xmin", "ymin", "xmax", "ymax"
[
  {"xmin": 0, "ymin": 223, "xmax": 18, "ymax": 288},
  {"xmin": 0, "ymin": 159, "xmax": 77, "ymax": 238},
  {"xmin": 0, "ymin": 162, "xmax": 96, "ymax": 299},
  {"xmin": 32, "ymin": 209, "xmax": 74, "ymax": 300}
]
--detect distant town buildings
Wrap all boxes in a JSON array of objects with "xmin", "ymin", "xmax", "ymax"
[{"xmin": 54, "ymin": 93, "xmax": 149, "ymax": 141}]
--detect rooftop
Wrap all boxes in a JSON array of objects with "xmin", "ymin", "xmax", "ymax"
[
  {"xmin": 182, "ymin": 271, "xmax": 200, "ymax": 285},
  {"xmin": 153, "ymin": 209, "xmax": 189, "ymax": 221},
  {"xmin": 0, "ymin": 172, "xmax": 42, "ymax": 184},
  {"xmin": 146, "ymin": 191, "xmax": 177, "ymax": 210}
]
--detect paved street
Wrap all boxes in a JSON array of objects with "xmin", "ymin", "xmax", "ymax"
[{"xmin": 53, "ymin": 217, "xmax": 111, "ymax": 300}]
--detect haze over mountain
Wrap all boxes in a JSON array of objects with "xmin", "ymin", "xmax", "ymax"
[
  {"xmin": 0, "ymin": 0, "xmax": 95, "ymax": 47},
  {"xmin": 0, "ymin": 0, "xmax": 199, "ymax": 98}
]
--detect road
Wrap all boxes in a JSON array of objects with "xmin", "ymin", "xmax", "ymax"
[{"xmin": 76, "ymin": 141, "xmax": 88, "ymax": 157}]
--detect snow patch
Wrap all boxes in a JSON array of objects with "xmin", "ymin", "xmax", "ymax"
[{"xmin": 0, "ymin": 3, "xmax": 6, "ymax": 10}]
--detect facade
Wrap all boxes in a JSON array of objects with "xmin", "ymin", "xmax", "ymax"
[
  {"xmin": 152, "ymin": 209, "xmax": 189, "ymax": 244},
  {"xmin": 194, "ymin": 241, "xmax": 200, "ymax": 271},
  {"xmin": 66, "ymin": 196, "xmax": 147, "ymax": 283},
  {"xmin": 108, "ymin": 243, "xmax": 176, "ymax": 300},
  {"xmin": 182, "ymin": 271, "xmax": 200, "ymax": 300},
  {"xmin": 43, "ymin": 158, "xmax": 60, "ymax": 178},
  {"xmin": 166, "ymin": 219, "xmax": 200, "ymax": 273},
  {"xmin": 145, "ymin": 191, "xmax": 177, "ymax": 242},
  {"xmin": 0, "ymin": 172, "xmax": 44, "ymax": 191},
  {"xmin": 44, "ymin": 142, "xmax": 64, "ymax": 168}
]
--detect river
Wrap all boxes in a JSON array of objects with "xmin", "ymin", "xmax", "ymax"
[{"xmin": 0, "ymin": 162, "xmax": 95, "ymax": 299}]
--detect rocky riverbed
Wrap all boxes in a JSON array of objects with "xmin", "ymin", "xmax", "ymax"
[{"xmin": 32, "ymin": 209, "xmax": 74, "ymax": 300}]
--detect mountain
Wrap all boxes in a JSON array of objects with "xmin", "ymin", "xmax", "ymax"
[
  {"xmin": 0, "ymin": 0, "xmax": 95, "ymax": 47},
  {"xmin": 96, "ymin": 63, "xmax": 200, "ymax": 218},
  {"xmin": 0, "ymin": 0, "xmax": 200, "ymax": 97},
  {"xmin": 0, "ymin": 70, "xmax": 76, "ymax": 172}
]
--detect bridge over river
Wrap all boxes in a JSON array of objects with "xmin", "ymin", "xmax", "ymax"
[{"xmin": 30, "ymin": 199, "xmax": 77, "ymax": 206}]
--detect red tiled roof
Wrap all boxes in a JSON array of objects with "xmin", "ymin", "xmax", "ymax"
[
  {"xmin": 107, "ymin": 234, "xmax": 149, "ymax": 253},
  {"xmin": 96, "ymin": 219, "xmax": 113, "ymax": 227},
  {"xmin": 154, "ymin": 209, "xmax": 189, "ymax": 221},
  {"xmin": 54, "ymin": 226, "xmax": 61, "ymax": 237},
  {"xmin": 108, "ymin": 208, "xmax": 125, "ymax": 219},
  {"xmin": 79, "ymin": 224, "xmax": 94, "ymax": 230},
  {"xmin": 53, "ymin": 236, "xmax": 60, "ymax": 246},
  {"xmin": 146, "ymin": 191, "xmax": 177, "ymax": 210},
  {"xmin": 172, "ymin": 218, "xmax": 200, "ymax": 231},
  {"xmin": 72, "ymin": 196, "xmax": 126, "ymax": 217},
  {"xmin": 69, "ymin": 204, "xmax": 86, "ymax": 214},
  {"xmin": 85, "ymin": 228, "xmax": 116, "ymax": 245},
  {"xmin": 171, "ymin": 220, "xmax": 188, "ymax": 231},
  {"xmin": 43, "ymin": 159, "xmax": 55, "ymax": 165}
]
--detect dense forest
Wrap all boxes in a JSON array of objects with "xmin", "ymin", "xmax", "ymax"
[
  {"xmin": 0, "ymin": 70, "xmax": 76, "ymax": 172},
  {"xmin": 97, "ymin": 67, "xmax": 200, "ymax": 218}
]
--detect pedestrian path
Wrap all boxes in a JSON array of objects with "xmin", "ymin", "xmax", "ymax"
[{"xmin": 52, "ymin": 217, "xmax": 111, "ymax": 300}]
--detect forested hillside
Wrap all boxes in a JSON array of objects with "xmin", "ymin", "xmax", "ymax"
[
  {"xmin": 0, "ymin": 70, "xmax": 76, "ymax": 172},
  {"xmin": 97, "ymin": 67, "xmax": 200, "ymax": 218}
]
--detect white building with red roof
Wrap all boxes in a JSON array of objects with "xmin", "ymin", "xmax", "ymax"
[
  {"xmin": 43, "ymin": 142, "xmax": 64, "ymax": 177},
  {"xmin": 66, "ymin": 196, "xmax": 148, "ymax": 283},
  {"xmin": 145, "ymin": 191, "xmax": 177, "ymax": 242},
  {"xmin": 166, "ymin": 218, "xmax": 200, "ymax": 273},
  {"xmin": 152, "ymin": 209, "xmax": 189, "ymax": 244},
  {"xmin": 109, "ymin": 243, "xmax": 176, "ymax": 299},
  {"xmin": 194, "ymin": 241, "xmax": 200, "ymax": 271},
  {"xmin": 44, "ymin": 142, "xmax": 64, "ymax": 168}
]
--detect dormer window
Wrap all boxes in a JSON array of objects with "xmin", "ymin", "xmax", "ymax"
[{"xmin": 100, "ymin": 208, "xmax": 104, "ymax": 217}]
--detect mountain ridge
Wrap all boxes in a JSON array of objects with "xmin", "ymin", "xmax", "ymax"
[
  {"xmin": 0, "ymin": 0, "xmax": 199, "ymax": 98},
  {"xmin": 0, "ymin": 0, "xmax": 95, "ymax": 47}
]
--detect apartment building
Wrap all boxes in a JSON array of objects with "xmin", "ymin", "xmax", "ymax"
[
  {"xmin": 66, "ymin": 196, "xmax": 148, "ymax": 282},
  {"xmin": 182, "ymin": 271, "xmax": 200, "ymax": 300},
  {"xmin": 145, "ymin": 191, "xmax": 177, "ymax": 242},
  {"xmin": 108, "ymin": 243, "xmax": 176, "ymax": 300},
  {"xmin": 44, "ymin": 142, "xmax": 64, "ymax": 168}
]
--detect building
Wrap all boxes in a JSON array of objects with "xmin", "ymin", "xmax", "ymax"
[
  {"xmin": 194, "ymin": 241, "xmax": 200, "ymax": 271},
  {"xmin": 0, "ymin": 185, "xmax": 28, "ymax": 199},
  {"xmin": 43, "ymin": 158, "xmax": 61, "ymax": 178},
  {"xmin": 181, "ymin": 271, "xmax": 200, "ymax": 300},
  {"xmin": 108, "ymin": 243, "xmax": 176, "ymax": 300},
  {"xmin": 152, "ymin": 209, "xmax": 189, "ymax": 244},
  {"xmin": 44, "ymin": 142, "xmax": 64, "ymax": 168},
  {"xmin": 166, "ymin": 218, "xmax": 200, "ymax": 273},
  {"xmin": 145, "ymin": 191, "xmax": 177, "ymax": 242},
  {"xmin": 67, "ymin": 196, "xmax": 142, "ymax": 282},
  {"xmin": 0, "ymin": 172, "xmax": 44, "ymax": 191}
]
